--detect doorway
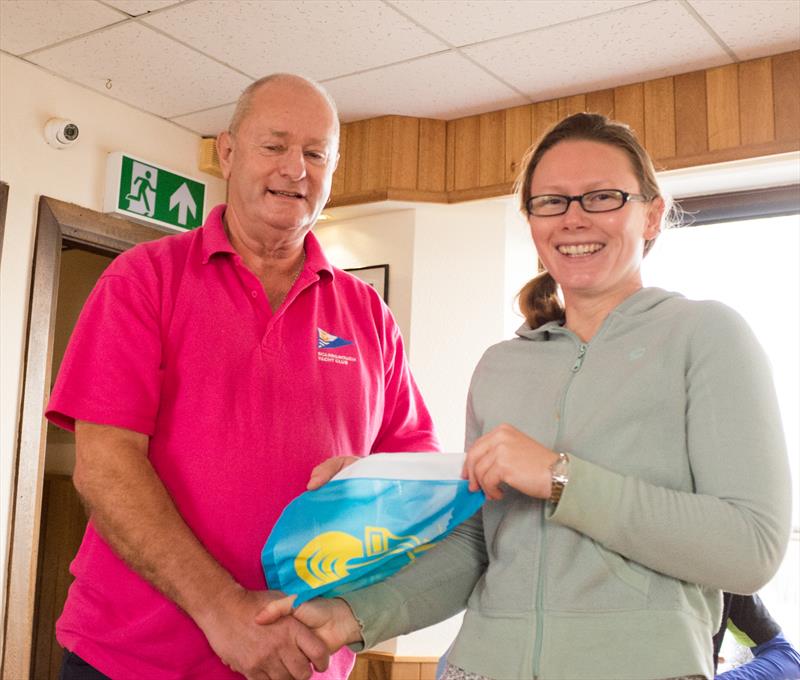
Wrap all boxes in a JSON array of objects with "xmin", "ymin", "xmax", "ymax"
[{"xmin": 2, "ymin": 197, "xmax": 164, "ymax": 680}]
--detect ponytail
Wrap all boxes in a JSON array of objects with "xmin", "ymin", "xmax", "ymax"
[{"xmin": 518, "ymin": 270, "xmax": 565, "ymax": 329}]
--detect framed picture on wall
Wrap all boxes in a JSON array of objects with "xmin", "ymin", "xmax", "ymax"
[{"xmin": 345, "ymin": 264, "xmax": 389, "ymax": 303}]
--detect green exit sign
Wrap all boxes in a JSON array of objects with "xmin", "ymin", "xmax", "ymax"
[{"xmin": 105, "ymin": 152, "xmax": 206, "ymax": 231}]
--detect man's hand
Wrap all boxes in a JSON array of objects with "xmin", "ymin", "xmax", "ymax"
[
  {"xmin": 256, "ymin": 596, "xmax": 362, "ymax": 653},
  {"xmin": 198, "ymin": 586, "xmax": 329, "ymax": 680},
  {"xmin": 463, "ymin": 423, "xmax": 559, "ymax": 500},
  {"xmin": 307, "ymin": 455, "xmax": 360, "ymax": 490}
]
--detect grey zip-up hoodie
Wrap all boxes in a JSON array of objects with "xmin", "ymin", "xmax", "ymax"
[{"xmin": 344, "ymin": 288, "xmax": 791, "ymax": 680}]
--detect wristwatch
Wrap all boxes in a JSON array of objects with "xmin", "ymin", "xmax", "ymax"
[{"xmin": 549, "ymin": 452, "xmax": 570, "ymax": 504}]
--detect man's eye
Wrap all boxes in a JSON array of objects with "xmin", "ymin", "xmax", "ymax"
[{"xmin": 261, "ymin": 144, "xmax": 284, "ymax": 153}]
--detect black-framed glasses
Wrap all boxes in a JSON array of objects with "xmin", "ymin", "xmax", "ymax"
[{"xmin": 526, "ymin": 189, "xmax": 649, "ymax": 216}]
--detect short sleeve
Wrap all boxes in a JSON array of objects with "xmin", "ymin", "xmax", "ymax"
[{"xmin": 46, "ymin": 271, "xmax": 163, "ymax": 435}]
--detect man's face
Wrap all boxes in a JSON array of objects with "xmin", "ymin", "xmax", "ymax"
[{"xmin": 218, "ymin": 80, "xmax": 339, "ymax": 237}]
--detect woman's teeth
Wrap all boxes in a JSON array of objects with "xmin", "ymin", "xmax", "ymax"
[{"xmin": 557, "ymin": 243, "xmax": 604, "ymax": 256}]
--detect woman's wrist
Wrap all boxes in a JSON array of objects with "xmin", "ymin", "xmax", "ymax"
[
  {"xmin": 333, "ymin": 597, "xmax": 364, "ymax": 646},
  {"xmin": 548, "ymin": 452, "xmax": 571, "ymax": 504}
]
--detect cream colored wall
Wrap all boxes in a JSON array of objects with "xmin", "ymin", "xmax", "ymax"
[
  {"xmin": 314, "ymin": 209, "xmax": 415, "ymax": 348},
  {"xmin": 409, "ymin": 201, "xmax": 523, "ymax": 451},
  {"xmin": 0, "ymin": 53, "xmax": 226, "ymax": 619}
]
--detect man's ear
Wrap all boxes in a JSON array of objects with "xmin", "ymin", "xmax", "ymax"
[{"xmin": 216, "ymin": 131, "xmax": 234, "ymax": 180}]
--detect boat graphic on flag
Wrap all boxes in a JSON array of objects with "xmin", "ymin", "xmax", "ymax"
[{"xmin": 261, "ymin": 453, "xmax": 484, "ymax": 604}]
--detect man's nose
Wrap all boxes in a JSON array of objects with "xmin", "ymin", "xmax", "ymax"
[{"xmin": 279, "ymin": 147, "xmax": 306, "ymax": 180}]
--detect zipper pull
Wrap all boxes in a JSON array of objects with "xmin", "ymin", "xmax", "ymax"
[{"xmin": 571, "ymin": 343, "xmax": 588, "ymax": 372}]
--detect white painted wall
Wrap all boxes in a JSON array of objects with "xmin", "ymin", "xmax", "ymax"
[{"xmin": 0, "ymin": 53, "xmax": 227, "ymax": 622}]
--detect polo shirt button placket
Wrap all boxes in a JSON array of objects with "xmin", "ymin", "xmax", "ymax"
[{"xmin": 251, "ymin": 290, "xmax": 258, "ymax": 298}]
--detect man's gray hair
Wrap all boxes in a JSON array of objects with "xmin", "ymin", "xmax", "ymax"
[{"xmin": 228, "ymin": 74, "xmax": 340, "ymax": 136}]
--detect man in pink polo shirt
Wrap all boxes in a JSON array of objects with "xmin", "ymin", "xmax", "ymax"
[{"xmin": 46, "ymin": 74, "xmax": 439, "ymax": 680}]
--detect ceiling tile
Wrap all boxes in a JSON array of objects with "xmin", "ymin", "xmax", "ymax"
[
  {"xmin": 463, "ymin": 1, "xmax": 732, "ymax": 102},
  {"xmin": 688, "ymin": 0, "xmax": 800, "ymax": 61},
  {"xmin": 105, "ymin": 0, "xmax": 183, "ymax": 17},
  {"xmin": 323, "ymin": 51, "xmax": 529, "ymax": 121},
  {"xmin": 171, "ymin": 103, "xmax": 236, "ymax": 137},
  {"xmin": 0, "ymin": 0, "xmax": 123, "ymax": 55},
  {"xmin": 28, "ymin": 22, "xmax": 252, "ymax": 118},
  {"xmin": 142, "ymin": 0, "xmax": 447, "ymax": 81},
  {"xmin": 390, "ymin": 0, "xmax": 643, "ymax": 46}
]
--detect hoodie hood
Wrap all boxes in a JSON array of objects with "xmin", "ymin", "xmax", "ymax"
[{"xmin": 516, "ymin": 287, "xmax": 685, "ymax": 341}]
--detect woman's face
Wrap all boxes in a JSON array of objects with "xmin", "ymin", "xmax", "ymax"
[{"xmin": 528, "ymin": 139, "xmax": 663, "ymax": 304}]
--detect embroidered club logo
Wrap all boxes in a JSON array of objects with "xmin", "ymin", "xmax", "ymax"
[{"xmin": 317, "ymin": 328, "xmax": 353, "ymax": 349}]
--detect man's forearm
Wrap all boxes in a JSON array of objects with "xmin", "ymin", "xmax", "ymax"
[{"xmin": 74, "ymin": 421, "xmax": 239, "ymax": 622}]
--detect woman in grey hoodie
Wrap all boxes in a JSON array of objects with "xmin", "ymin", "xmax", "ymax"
[{"xmin": 265, "ymin": 113, "xmax": 792, "ymax": 680}]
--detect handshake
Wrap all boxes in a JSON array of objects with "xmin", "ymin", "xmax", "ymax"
[{"xmin": 257, "ymin": 591, "xmax": 362, "ymax": 667}]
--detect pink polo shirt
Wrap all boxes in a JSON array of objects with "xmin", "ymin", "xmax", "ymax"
[{"xmin": 46, "ymin": 205, "xmax": 439, "ymax": 679}]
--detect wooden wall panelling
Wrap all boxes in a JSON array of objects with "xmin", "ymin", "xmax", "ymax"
[
  {"xmin": 557, "ymin": 94, "xmax": 586, "ymax": 120},
  {"xmin": 417, "ymin": 118, "xmax": 447, "ymax": 192},
  {"xmin": 364, "ymin": 116, "xmax": 393, "ymax": 191},
  {"xmin": 674, "ymin": 70, "xmax": 708, "ymax": 157},
  {"xmin": 453, "ymin": 115, "xmax": 481, "ymax": 190},
  {"xmin": 586, "ymin": 88, "xmax": 615, "ymax": 118},
  {"xmin": 614, "ymin": 83, "xmax": 644, "ymax": 137},
  {"xmin": 772, "ymin": 50, "xmax": 800, "ymax": 142},
  {"xmin": 331, "ymin": 123, "xmax": 348, "ymax": 198},
  {"xmin": 445, "ymin": 120, "xmax": 456, "ymax": 192},
  {"xmin": 348, "ymin": 653, "xmax": 438, "ymax": 680},
  {"xmin": 643, "ymin": 76, "xmax": 676, "ymax": 160},
  {"xmin": 390, "ymin": 116, "xmax": 420, "ymax": 190},
  {"xmin": 344, "ymin": 119, "xmax": 368, "ymax": 194},
  {"xmin": 532, "ymin": 99, "xmax": 559, "ymax": 143},
  {"xmin": 739, "ymin": 57, "xmax": 774, "ymax": 146},
  {"xmin": 706, "ymin": 63, "xmax": 740, "ymax": 150},
  {"xmin": 330, "ymin": 51, "xmax": 798, "ymax": 206},
  {"xmin": 504, "ymin": 105, "xmax": 532, "ymax": 182},
  {"xmin": 478, "ymin": 110, "xmax": 506, "ymax": 187}
]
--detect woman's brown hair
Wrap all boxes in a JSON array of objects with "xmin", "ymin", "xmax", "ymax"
[{"xmin": 515, "ymin": 112, "xmax": 676, "ymax": 329}]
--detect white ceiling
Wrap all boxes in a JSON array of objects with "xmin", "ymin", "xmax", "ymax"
[{"xmin": 1, "ymin": 0, "xmax": 799, "ymax": 138}]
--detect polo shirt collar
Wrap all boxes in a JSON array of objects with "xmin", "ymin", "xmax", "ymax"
[{"xmin": 200, "ymin": 204, "xmax": 334, "ymax": 279}]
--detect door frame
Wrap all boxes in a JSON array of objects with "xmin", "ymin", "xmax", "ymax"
[{"xmin": 2, "ymin": 197, "xmax": 165, "ymax": 679}]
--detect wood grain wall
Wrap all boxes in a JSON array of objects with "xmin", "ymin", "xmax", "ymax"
[
  {"xmin": 329, "ymin": 50, "xmax": 800, "ymax": 208},
  {"xmin": 350, "ymin": 651, "xmax": 438, "ymax": 680}
]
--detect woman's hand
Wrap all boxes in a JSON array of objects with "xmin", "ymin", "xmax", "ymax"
[
  {"xmin": 463, "ymin": 424, "xmax": 559, "ymax": 500},
  {"xmin": 255, "ymin": 596, "xmax": 362, "ymax": 653}
]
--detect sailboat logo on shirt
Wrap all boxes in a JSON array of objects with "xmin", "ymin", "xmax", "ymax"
[{"xmin": 317, "ymin": 328, "xmax": 353, "ymax": 349}]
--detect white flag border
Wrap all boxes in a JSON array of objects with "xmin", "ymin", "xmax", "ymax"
[{"xmin": 330, "ymin": 452, "xmax": 467, "ymax": 482}]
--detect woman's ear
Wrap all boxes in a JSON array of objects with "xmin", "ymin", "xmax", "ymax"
[{"xmin": 644, "ymin": 196, "xmax": 665, "ymax": 240}]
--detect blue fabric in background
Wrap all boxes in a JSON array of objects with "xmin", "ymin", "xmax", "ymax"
[{"xmin": 262, "ymin": 472, "xmax": 484, "ymax": 605}]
